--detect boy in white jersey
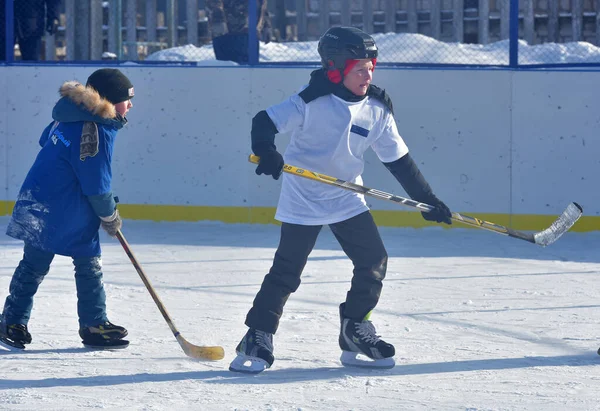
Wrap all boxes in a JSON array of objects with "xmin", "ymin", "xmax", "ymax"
[{"xmin": 230, "ymin": 27, "xmax": 452, "ymax": 374}]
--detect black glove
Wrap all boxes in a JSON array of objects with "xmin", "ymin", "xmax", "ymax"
[
  {"xmin": 422, "ymin": 197, "xmax": 452, "ymax": 225},
  {"xmin": 100, "ymin": 210, "xmax": 123, "ymax": 237},
  {"xmin": 255, "ymin": 149, "xmax": 284, "ymax": 180}
]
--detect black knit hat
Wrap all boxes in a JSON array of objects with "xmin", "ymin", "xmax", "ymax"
[{"xmin": 86, "ymin": 68, "xmax": 134, "ymax": 104}]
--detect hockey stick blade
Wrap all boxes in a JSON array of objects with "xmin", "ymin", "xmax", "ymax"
[
  {"xmin": 176, "ymin": 334, "xmax": 225, "ymax": 361},
  {"xmin": 249, "ymin": 155, "xmax": 582, "ymax": 246},
  {"xmin": 116, "ymin": 231, "xmax": 225, "ymax": 361},
  {"xmin": 532, "ymin": 202, "xmax": 583, "ymax": 247}
]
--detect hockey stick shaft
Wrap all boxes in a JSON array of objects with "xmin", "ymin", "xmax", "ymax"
[
  {"xmin": 116, "ymin": 230, "xmax": 224, "ymax": 360},
  {"xmin": 249, "ymin": 155, "xmax": 581, "ymax": 246}
]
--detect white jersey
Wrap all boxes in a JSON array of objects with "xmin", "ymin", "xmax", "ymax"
[{"xmin": 266, "ymin": 91, "xmax": 409, "ymax": 225}]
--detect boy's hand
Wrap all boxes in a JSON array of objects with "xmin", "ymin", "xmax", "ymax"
[
  {"xmin": 100, "ymin": 210, "xmax": 123, "ymax": 237},
  {"xmin": 421, "ymin": 198, "xmax": 452, "ymax": 225},
  {"xmin": 255, "ymin": 150, "xmax": 284, "ymax": 180}
]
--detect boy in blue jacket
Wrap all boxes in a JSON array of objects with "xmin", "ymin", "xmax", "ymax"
[{"xmin": 0, "ymin": 68, "xmax": 134, "ymax": 349}]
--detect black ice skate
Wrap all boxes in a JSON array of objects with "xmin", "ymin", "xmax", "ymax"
[
  {"xmin": 79, "ymin": 321, "xmax": 129, "ymax": 350},
  {"xmin": 229, "ymin": 328, "xmax": 274, "ymax": 374},
  {"xmin": 338, "ymin": 303, "xmax": 395, "ymax": 369},
  {"xmin": 0, "ymin": 317, "xmax": 32, "ymax": 350}
]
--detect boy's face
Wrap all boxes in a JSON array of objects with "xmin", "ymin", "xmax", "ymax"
[
  {"xmin": 115, "ymin": 99, "xmax": 133, "ymax": 116},
  {"xmin": 343, "ymin": 59, "xmax": 374, "ymax": 96}
]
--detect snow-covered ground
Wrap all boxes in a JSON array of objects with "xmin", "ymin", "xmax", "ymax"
[
  {"xmin": 0, "ymin": 217, "xmax": 598, "ymax": 410},
  {"xmin": 146, "ymin": 32, "xmax": 600, "ymax": 65}
]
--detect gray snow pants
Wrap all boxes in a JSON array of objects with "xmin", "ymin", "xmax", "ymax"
[{"xmin": 245, "ymin": 211, "xmax": 388, "ymax": 334}]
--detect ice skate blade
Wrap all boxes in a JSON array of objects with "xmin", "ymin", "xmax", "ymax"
[
  {"xmin": 229, "ymin": 354, "xmax": 270, "ymax": 374},
  {"xmin": 82, "ymin": 340, "xmax": 129, "ymax": 350},
  {"xmin": 0, "ymin": 335, "xmax": 26, "ymax": 350},
  {"xmin": 340, "ymin": 351, "xmax": 395, "ymax": 369}
]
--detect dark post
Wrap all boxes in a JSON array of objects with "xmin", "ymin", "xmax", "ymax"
[
  {"xmin": 5, "ymin": 0, "xmax": 14, "ymax": 62},
  {"xmin": 248, "ymin": 0, "xmax": 259, "ymax": 65},
  {"xmin": 509, "ymin": 0, "xmax": 518, "ymax": 67}
]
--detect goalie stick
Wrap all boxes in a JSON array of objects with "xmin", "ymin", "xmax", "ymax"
[
  {"xmin": 249, "ymin": 155, "xmax": 582, "ymax": 247},
  {"xmin": 116, "ymin": 230, "xmax": 225, "ymax": 360}
]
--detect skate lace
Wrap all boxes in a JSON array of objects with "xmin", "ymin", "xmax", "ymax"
[
  {"xmin": 355, "ymin": 321, "xmax": 381, "ymax": 344},
  {"xmin": 253, "ymin": 329, "xmax": 273, "ymax": 351}
]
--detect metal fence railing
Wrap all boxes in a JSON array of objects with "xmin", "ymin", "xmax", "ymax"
[{"xmin": 2, "ymin": 0, "xmax": 600, "ymax": 67}]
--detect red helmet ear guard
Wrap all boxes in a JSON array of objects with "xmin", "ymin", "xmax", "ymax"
[
  {"xmin": 327, "ymin": 70, "xmax": 343, "ymax": 84},
  {"xmin": 326, "ymin": 60, "xmax": 343, "ymax": 84}
]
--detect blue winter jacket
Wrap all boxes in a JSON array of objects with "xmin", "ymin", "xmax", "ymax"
[{"xmin": 6, "ymin": 81, "xmax": 127, "ymax": 258}]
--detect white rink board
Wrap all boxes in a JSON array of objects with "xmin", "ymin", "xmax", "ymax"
[
  {"xmin": 0, "ymin": 65, "xmax": 597, "ymax": 217},
  {"xmin": 511, "ymin": 70, "xmax": 600, "ymax": 216}
]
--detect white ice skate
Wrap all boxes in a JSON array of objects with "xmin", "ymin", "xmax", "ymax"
[
  {"xmin": 339, "ymin": 303, "xmax": 396, "ymax": 370},
  {"xmin": 340, "ymin": 350, "xmax": 396, "ymax": 369}
]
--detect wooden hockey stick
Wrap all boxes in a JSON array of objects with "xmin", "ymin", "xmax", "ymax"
[
  {"xmin": 116, "ymin": 230, "xmax": 225, "ymax": 360},
  {"xmin": 249, "ymin": 155, "xmax": 582, "ymax": 247}
]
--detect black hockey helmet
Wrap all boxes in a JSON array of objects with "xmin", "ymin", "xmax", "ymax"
[{"xmin": 317, "ymin": 26, "xmax": 378, "ymax": 73}]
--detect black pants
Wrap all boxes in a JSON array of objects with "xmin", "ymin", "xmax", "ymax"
[
  {"xmin": 17, "ymin": 36, "xmax": 42, "ymax": 60},
  {"xmin": 245, "ymin": 211, "xmax": 388, "ymax": 334}
]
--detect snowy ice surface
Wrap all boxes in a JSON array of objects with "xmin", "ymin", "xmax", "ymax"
[
  {"xmin": 0, "ymin": 216, "xmax": 598, "ymax": 410},
  {"xmin": 146, "ymin": 32, "xmax": 600, "ymax": 65}
]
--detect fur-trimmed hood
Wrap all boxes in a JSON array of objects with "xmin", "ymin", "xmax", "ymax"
[
  {"xmin": 51, "ymin": 81, "xmax": 126, "ymax": 129},
  {"xmin": 58, "ymin": 81, "xmax": 116, "ymax": 118}
]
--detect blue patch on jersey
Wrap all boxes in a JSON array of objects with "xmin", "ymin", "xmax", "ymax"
[{"xmin": 351, "ymin": 124, "xmax": 370, "ymax": 138}]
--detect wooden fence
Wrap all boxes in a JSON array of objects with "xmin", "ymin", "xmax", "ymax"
[
  {"xmin": 15, "ymin": 0, "xmax": 600, "ymax": 61},
  {"xmin": 291, "ymin": 0, "xmax": 600, "ymax": 45}
]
